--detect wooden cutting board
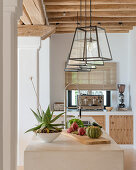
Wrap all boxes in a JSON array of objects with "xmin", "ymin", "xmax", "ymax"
[{"xmin": 62, "ymin": 131, "xmax": 111, "ymax": 145}]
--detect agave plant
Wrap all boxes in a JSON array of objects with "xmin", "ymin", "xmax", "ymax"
[{"xmin": 25, "ymin": 106, "xmax": 64, "ymax": 133}]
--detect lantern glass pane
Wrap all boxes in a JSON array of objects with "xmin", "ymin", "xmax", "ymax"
[
  {"xmin": 86, "ymin": 27, "xmax": 99, "ymax": 60},
  {"xmin": 70, "ymin": 28, "xmax": 85, "ymax": 61},
  {"xmin": 97, "ymin": 27, "xmax": 112, "ymax": 60},
  {"xmin": 87, "ymin": 61, "xmax": 104, "ymax": 66},
  {"xmin": 68, "ymin": 59, "xmax": 86, "ymax": 66}
]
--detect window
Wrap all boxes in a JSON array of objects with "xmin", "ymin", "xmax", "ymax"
[{"xmin": 68, "ymin": 90, "xmax": 111, "ymax": 109}]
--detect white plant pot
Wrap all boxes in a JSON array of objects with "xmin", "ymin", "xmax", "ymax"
[{"xmin": 37, "ymin": 132, "xmax": 61, "ymax": 143}]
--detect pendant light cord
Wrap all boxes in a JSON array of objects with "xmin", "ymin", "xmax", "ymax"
[
  {"xmin": 90, "ymin": 0, "xmax": 92, "ymax": 41},
  {"xmin": 77, "ymin": 12, "xmax": 78, "ymax": 27},
  {"xmin": 80, "ymin": 0, "xmax": 88, "ymax": 27},
  {"xmin": 90, "ymin": 0, "xmax": 91, "ymax": 26},
  {"xmin": 85, "ymin": 0, "xmax": 87, "ymax": 27},
  {"xmin": 80, "ymin": 0, "xmax": 82, "ymax": 26}
]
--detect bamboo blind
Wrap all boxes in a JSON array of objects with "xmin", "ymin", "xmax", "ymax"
[{"xmin": 65, "ymin": 62, "xmax": 117, "ymax": 90}]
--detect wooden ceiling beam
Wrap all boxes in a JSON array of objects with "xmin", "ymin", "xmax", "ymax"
[
  {"xmin": 18, "ymin": 25, "xmax": 56, "ymax": 40},
  {"xmin": 106, "ymin": 30, "xmax": 129, "ymax": 33},
  {"xmin": 56, "ymin": 26, "xmax": 133, "ymax": 31},
  {"xmin": 18, "ymin": 19, "xmax": 24, "ymax": 25},
  {"xmin": 23, "ymin": 0, "xmax": 46, "ymax": 25},
  {"xmin": 49, "ymin": 17, "xmax": 136, "ymax": 23},
  {"xmin": 53, "ymin": 23, "xmax": 136, "ymax": 27},
  {"xmin": 47, "ymin": 11, "xmax": 136, "ymax": 18},
  {"xmin": 44, "ymin": 0, "xmax": 136, "ymax": 5},
  {"xmin": 20, "ymin": 5, "xmax": 32, "ymax": 25},
  {"xmin": 56, "ymin": 30, "xmax": 129, "ymax": 33},
  {"xmin": 45, "ymin": 4, "xmax": 136, "ymax": 12}
]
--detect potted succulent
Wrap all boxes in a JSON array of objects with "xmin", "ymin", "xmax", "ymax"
[
  {"xmin": 25, "ymin": 106, "xmax": 64, "ymax": 143},
  {"xmin": 25, "ymin": 77, "xmax": 64, "ymax": 143}
]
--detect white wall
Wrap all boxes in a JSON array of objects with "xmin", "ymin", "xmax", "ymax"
[
  {"xmin": 50, "ymin": 33, "xmax": 129, "ymax": 108},
  {"xmin": 107, "ymin": 33, "xmax": 129, "ymax": 108},
  {"xmin": 18, "ymin": 37, "xmax": 50, "ymax": 166},
  {"xmin": 128, "ymin": 27, "xmax": 136, "ymax": 112},
  {"xmin": 107, "ymin": 34, "xmax": 129, "ymax": 84},
  {"xmin": 0, "ymin": 0, "xmax": 3, "ymax": 169},
  {"xmin": 50, "ymin": 34, "xmax": 73, "ymax": 107},
  {"xmin": 39, "ymin": 39, "xmax": 50, "ymax": 110},
  {"xmin": 128, "ymin": 27, "xmax": 136, "ymax": 145},
  {"xmin": 18, "ymin": 37, "xmax": 41, "ymax": 166}
]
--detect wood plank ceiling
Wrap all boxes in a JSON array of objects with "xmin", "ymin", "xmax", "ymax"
[
  {"xmin": 44, "ymin": 0, "xmax": 136, "ymax": 33},
  {"xmin": 19, "ymin": 0, "xmax": 136, "ymax": 34}
]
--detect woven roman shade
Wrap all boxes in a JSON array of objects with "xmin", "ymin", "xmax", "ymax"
[{"xmin": 65, "ymin": 62, "xmax": 117, "ymax": 90}]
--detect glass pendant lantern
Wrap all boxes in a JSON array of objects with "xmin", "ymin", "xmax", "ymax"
[
  {"xmin": 65, "ymin": 0, "xmax": 112, "ymax": 72},
  {"xmin": 69, "ymin": 26, "xmax": 112, "ymax": 63}
]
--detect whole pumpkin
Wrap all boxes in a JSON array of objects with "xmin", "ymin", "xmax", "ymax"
[{"xmin": 86, "ymin": 126, "xmax": 102, "ymax": 138}]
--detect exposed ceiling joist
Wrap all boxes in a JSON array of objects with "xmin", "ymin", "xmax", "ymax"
[
  {"xmin": 44, "ymin": 0, "xmax": 136, "ymax": 5},
  {"xmin": 49, "ymin": 17, "xmax": 136, "ymax": 23},
  {"xmin": 56, "ymin": 30, "xmax": 129, "ymax": 34},
  {"xmin": 56, "ymin": 26, "xmax": 132, "ymax": 32},
  {"xmin": 41, "ymin": 0, "xmax": 49, "ymax": 25},
  {"xmin": 47, "ymin": 11, "xmax": 136, "ymax": 18},
  {"xmin": 23, "ymin": 0, "xmax": 46, "ymax": 25},
  {"xmin": 56, "ymin": 26, "xmax": 133, "ymax": 31},
  {"xmin": 45, "ymin": 4, "xmax": 136, "ymax": 12},
  {"xmin": 18, "ymin": 25, "xmax": 56, "ymax": 40},
  {"xmin": 18, "ymin": 19, "xmax": 24, "ymax": 25},
  {"xmin": 106, "ymin": 30, "xmax": 129, "ymax": 33},
  {"xmin": 54, "ymin": 22, "xmax": 136, "ymax": 27},
  {"xmin": 20, "ymin": 5, "xmax": 32, "ymax": 25}
]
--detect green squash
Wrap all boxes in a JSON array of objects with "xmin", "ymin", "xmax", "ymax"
[{"xmin": 86, "ymin": 126, "xmax": 102, "ymax": 138}]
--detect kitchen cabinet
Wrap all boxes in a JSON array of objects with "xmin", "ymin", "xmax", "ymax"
[
  {"xmin": 82, "ymin": 115, "xmax": 105, "ymax": 130},
  {"xmin": 109, "ymin": 115, "xmax": 133, "ymax": 144},
  {"xmin": 90, "ymin": 115, "xmax": 105, "ymax": 130}
]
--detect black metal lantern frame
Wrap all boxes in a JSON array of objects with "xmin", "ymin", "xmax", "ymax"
[
  {"xmin": 64, "ymin": 0, "xmax": 112, "ymax": 72},
  {"xmin": 64, "ymin": 68, "xmax": 91, "ymax": 72},
  {"xmin": 64, "ymin": 62, "xmax": 95, "ymax": 72},
  {"xmin": 68, "ymin": 26, "xmax": 112, "ymax": 63}
]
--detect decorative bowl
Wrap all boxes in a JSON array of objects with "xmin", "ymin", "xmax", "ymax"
[
  {"xmin": 37, "ymin": 132, "xmax": 61, "ymax": 143},
  {"xmin": 106, "ymin": 107, "xmax": 113, "ymax": 112}
]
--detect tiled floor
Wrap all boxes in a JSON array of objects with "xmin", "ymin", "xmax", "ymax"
[{"xmin": 18, "ymin": 147, "xmax": 136, "ymax": 170}]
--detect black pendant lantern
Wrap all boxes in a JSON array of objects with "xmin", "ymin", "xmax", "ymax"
[{"xmin": 65, "ymin": 0, "xmax": 112, "ymax": 72}]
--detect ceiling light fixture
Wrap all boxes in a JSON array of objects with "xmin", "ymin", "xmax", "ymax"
[{"xmin": 64, "ymin": 0, "xmax": 112, "ymax": 72}]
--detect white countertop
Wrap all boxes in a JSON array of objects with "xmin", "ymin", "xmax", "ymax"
[
  {"xmin": 54, "ymin": 109, "xmax": 134, "ymax": 116},
  {"xmin": 25, "ymin": 130, "xmax": 122, "ymax": 152}
]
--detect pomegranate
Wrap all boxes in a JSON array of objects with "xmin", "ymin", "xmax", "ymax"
[
  {"xmin": 71, "ymin": 122, "xmax": 79, "ymax": 131},
  {"xmin": 67, "ymin": 127, "xmax": 73, "ymax": 133},
  {"xmin": 78, "ymin": 127, "xmax": 86, "ymax": 136}
]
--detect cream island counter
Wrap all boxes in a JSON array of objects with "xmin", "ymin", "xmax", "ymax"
[{"xmin": 24, "ymin": 116, "xmax": 124, "ymax": 170}]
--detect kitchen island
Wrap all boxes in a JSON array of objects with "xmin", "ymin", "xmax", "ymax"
[{"xmin": 24, "ymin": 130, "xmax": 124, "ymax": 170}]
